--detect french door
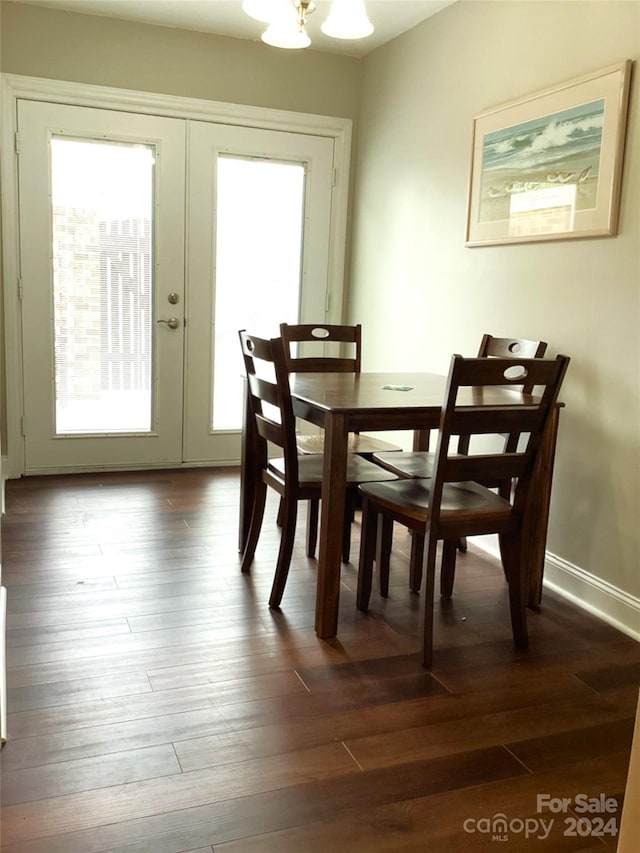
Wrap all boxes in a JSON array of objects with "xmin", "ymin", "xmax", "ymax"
[{"xmin": 16, "ymin": 100, "xmax": 334, "ymax": 473}]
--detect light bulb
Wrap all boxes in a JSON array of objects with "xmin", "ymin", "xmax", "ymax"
[
  {"xmin": 321, "ymin": 0, "xmax": 374, "ymax": 40},
  {"xmin": 262, "ymin": 21, "xmax": 311, "ymax": 49},
  {"xmin": 242, "ymin": 0, "xmax": 292, "ymax": 24}
]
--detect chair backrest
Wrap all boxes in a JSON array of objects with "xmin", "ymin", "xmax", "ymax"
[
  {"xmin": 280, "ymin": 323, "xmax": 362, "ymax": 373},
  {"xmin": 239, "ymin": 330, "xmax": 299, "ymax": 481},
  {"xmin": 430, "ymin": 354, "xmax": 570, "ymax": 524},
  {"xmin": 478, "ymin": 335, "xmax": 548, "ymax": 395}
]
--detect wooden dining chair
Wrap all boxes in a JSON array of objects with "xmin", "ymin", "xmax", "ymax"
[
  {"xmin": 279, "ymin": 323, "xmax": 403, "ymax": 457},
  {"xmin": 371, "ymin": 335, "xmax": 548, "ymax": 586},
  {"xmin": 356, "ymin": 352, "xmax": 569, "ymax": 667},
  {"xmin": 238, "ymin": 330, "xmax": 397, "ymax": 608}
]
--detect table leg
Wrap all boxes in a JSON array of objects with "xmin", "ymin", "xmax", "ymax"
[
  {"xmin": 524, "ymin": 405, "xmax": 561, "ymax": 607},
  {"xmin": 315, "ymin": 412, "xmax": 348, "ymax": 638},
  {"xmin": 500, "ymin": 406, "xmax": 561, "ymax": 607},
  {"xmin": 413, "ymin": 428, "xmax": 431, "ymax": 451}
]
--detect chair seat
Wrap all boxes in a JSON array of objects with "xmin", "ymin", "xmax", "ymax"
[
  {"xmin": 359, "ymin": 478, "xmax": 513, "ymax": 526},
  {"xmin": 268, "ymin": 454, "xmax": 398, "ymax": 486},
  {"xmin": 372, "ymin": 450, "xmax": 435, "ymax": 478},
  {"xmin": 296, "ymin": 433, "xmax": 402, "ymax": 456}
]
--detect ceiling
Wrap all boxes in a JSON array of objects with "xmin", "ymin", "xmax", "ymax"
[{"xmin": 10, "ymin": 0, "xmax": 457, "ymax": 56}]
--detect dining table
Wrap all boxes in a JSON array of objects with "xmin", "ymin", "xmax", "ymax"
[{"xmin": 239, "ymin": 371, "xmax": 563, "ymax": 639}]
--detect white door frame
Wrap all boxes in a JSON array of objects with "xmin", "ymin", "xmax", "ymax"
[{"xmin": 0, "ymin": 73, "xmax": 352, "ymax": 479}]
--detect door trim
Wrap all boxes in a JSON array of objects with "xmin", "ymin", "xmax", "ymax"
[{"xmin": 1, "ymin": 73, "xmax": 352, "ymax": 478}]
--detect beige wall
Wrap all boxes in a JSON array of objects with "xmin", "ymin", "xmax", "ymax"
[
  {"xmin": 350, "ymin": 0, "xmax": 640, "ymax": 612},
  {"xmin": 0, "ymin": 2, "xmax": 361, "ymax": 118}
]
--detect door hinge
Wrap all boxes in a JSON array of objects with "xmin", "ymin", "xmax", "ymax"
[
  {"xmin": 15, "ymin": 132, "xmax": 20, "ymax": 155},
  {"xmin": 18, "ymin": 278, "xmax": 23, "ymax": 301},
  {"xmin": 325, "ymin": 291, "xmax": 331, "ymax": 314},
  {"xmin": 20, "ymin": 415, "xmax": 26, "ymax": 436},
  {"xmin": 332, "ymin": 167, "xmax": 337, "ymax": 187}
]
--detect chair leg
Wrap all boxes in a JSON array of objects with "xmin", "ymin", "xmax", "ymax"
[
  {"xmin": 306, "ymin": 499, "xmax": 319, "ymax": 558},
  {"xmin": 376, "ymin": 516, "xmax": 393, "ymax": 597},
  {"xmin": 269, "ymin": 493, "xmax": 298, "ymax": 609},
  {"xmin": 409, "ymin": 533, "xmax": 424, "ymax": 593},
  {"xmin": 457, "ymin": 536, "xmax": 467, "ymax": 553},
  {"xmin": 497, "ymin": 532, "xmax": 511, "ymax": 583},
  {"xmin": 440, "ymin": 539, "xmax": 457, "ymax": 598},
  {"xmin": 342, "ymin": 493, "xmax": 355, "ymax": 564},
  {"xmin": 276, "ymin": 497, "xmax": 284, "ymax": 528},
  {"xmin": 240, "ymin": 480, "xmax": 267, "ymax": 573},
  {"xmin": 356, "ymin": 496, "xmax": 377, "ymax": 611},
  {"xmin": 420, "ymin": 533, "xmax": 439, "ymax": 669},
  {"xmin": 497, "ymin": 480, "xmax": 514, "ymax": 582},
  {"xmin": 500, "ymin": 530, "xmax": 528, "ymax": 649}
]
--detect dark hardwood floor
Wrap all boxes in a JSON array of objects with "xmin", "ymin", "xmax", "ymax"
[{"xmin": 0, "ymin": 468, "xmax": 637, "ymax": 852}]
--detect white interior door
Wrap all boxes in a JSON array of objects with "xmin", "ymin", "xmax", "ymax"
[
  {"xmin": 18, "ymin": 100, "xmax": 186, "ymax": 473},
  {"xmin": 16, "ymin": 101, "xmax": 336, "ymax": 473},
  {"xmin": 184, "ymin": 121, "xmax": 334, "ymax": 463}
]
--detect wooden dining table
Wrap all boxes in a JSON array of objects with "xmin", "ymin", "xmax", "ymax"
[{"xmin": 239, "ymin": 371, "xmax": 563, "ymax": 639}]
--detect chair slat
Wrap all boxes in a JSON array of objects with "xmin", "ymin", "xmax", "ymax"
[
  {"xmin": 280, "ymin": 323, "xmax": 361, "ymax": 372},
  {"xmin": 478, "ymin": 334, "xmax": 547, "ymax": 359},
  {"xmin": 451, "ymin": 355, "xmax": 562, "ymax": 388},
  {"xmin": 442, "ymin": 453, "xmax": 530, "ymax": 482},
  {"xmin": 449, "ymin": 407, "xmax": 543, "ymax": 435},
  {"xmin": 247, "ymin": 374, "xmax": 280, "ymax": 410},
  {"xmin": 254, "ymin": 415, "xmax": 285, "ymax": 449}
]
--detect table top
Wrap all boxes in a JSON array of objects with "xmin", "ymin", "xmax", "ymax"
[{"xmin": 290, "ymin": 371, "xmax": 530, "ymax": 416}]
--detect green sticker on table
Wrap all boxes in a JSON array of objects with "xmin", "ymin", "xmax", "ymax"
[{"xmin": 382, "ymin": 384, "xmax": 414, "ymax": 391}]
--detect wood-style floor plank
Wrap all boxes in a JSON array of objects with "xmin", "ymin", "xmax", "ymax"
[
  {"xmin": 211, "ymin": 752, "xmax": 630, "ymax": 853},
  {"xmin": 1, "ymin": 468, "xmax": 637, "ymax": 852},
  {"xmin": 1, "ymin": 744, "xmax": 181, "ymax": 806}
]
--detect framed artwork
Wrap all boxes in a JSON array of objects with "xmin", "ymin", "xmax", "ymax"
[{"xmin": 465, "ymin": 61, "xmax": 632, "ymax": 247}]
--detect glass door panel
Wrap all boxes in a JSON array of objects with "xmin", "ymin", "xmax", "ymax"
[
  {"xmin": 213, "ymin": 155, "xmax": 305, "ymax": 431},
  {"xmin": 51, "ymin": 137, "xmax": 155, "ymax": 435}
]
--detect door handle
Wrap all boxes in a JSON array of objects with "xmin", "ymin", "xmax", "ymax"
[{"xmin": 157, "ymin": 317, "xmax": 180, "ymax": 330}]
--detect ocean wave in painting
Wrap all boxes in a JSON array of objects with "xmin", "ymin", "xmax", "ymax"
[{"xmin": 482, "ymin": 99, "xmax": 605, "ymax": 173}]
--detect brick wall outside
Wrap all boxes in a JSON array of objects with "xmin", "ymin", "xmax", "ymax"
[{"xmin": 52, "ymin": 208, "xmax": 152, "ymax": 406}]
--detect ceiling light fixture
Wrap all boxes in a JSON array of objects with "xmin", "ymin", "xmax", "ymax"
[{"xmin": 242, "ymin": 0, "xmax": 374, "ymax": 50}]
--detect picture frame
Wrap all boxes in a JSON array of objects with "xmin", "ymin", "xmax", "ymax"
[{"xmin": 465, "ymin": 61, "xmax": 632, "ymax": 247}]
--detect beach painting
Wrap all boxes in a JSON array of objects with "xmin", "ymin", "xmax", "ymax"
[
  {"xmin": 465, "ymin": 61, "xmax": 632, "ymax": 246},
  {"xmin": 478, "ymin": 99, "xmax": 604, "ymax": 224}
]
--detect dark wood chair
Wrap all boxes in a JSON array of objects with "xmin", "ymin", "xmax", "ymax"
[
  {"xmin": 238, "ymin": 330, "xmax": 397, "ymax": 607},
  {"xmin": 279, "ymin": 323, "xmax": 403, "ymax": 457},
  {"xmin": 357, "ymin": 352, "xmax": 569, "ymax": 668},
  {"xmin": 371, "ymin": 335, "xmax": 548, "ymax": 585}
]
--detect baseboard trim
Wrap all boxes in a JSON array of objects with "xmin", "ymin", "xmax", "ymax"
[
  {"xmin": 543, "ymin": 552, "xmax": 640, "ymax": 642},
  {"xmin": 1, "ymin": 585, "xmax": 6, "ymax": 745},
  {"xmin": 473, "ymin": 536, "xmax": 640, "ymax": 643},
  {"xmin": 9, "ymin": 459, "xmax": 241, "ymax": 477},
  {"xmin": 1, "ymin": 454, "xmax": 6, "ymax": 514}
]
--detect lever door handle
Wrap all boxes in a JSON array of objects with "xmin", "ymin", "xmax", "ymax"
[{"xmin": 157, "ymin": 318, "xmax": 180, "ymax": 330}]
